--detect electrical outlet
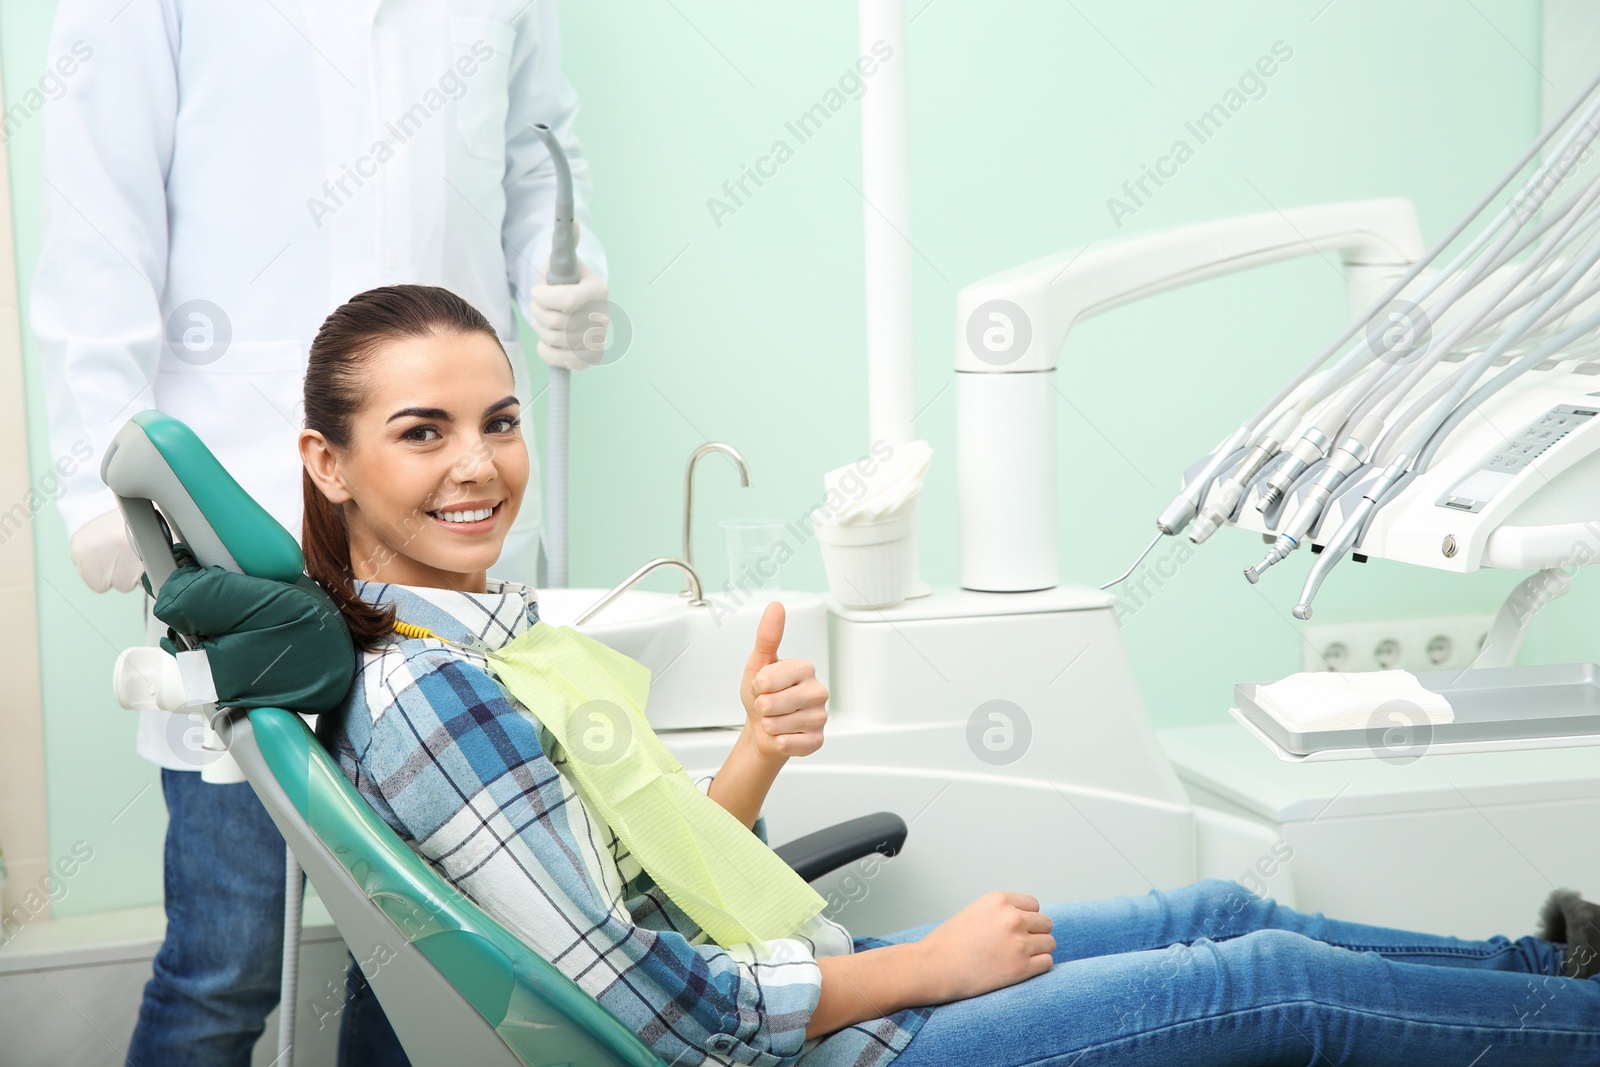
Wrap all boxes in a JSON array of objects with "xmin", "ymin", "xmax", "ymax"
[{"xmin": 1300, "ymin": 614, "xmax": 1495, "ymax": 674}]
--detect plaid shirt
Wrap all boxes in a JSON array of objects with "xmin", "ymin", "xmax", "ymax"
[{"xmin": 331, "ymin": 579, "xmax": 931, "ymax": 1067}]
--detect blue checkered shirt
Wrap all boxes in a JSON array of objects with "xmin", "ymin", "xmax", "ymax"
[{"xmin": 330, "ymin": 579, "xmax": 930, "ymax": 1067}]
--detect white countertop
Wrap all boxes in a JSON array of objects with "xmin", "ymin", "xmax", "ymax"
[{"xmin": 1160, "ymin": 722, "xmax": 1600, "ymax": 822}]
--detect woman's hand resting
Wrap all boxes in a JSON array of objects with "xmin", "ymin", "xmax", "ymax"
[
  {"xmin": 739, "ymin": 602, "xmax": 828, "ymax": 760},
  {"xmin": 808, "ymin": 894, "xmax": 1053, "ymax": 1040},
  {"xmin": 913, "ymin": 891, "xmax": 1056, "ymax": 1003}
]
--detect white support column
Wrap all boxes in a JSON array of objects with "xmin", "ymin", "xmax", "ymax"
[{"xmin": 859, "ymin": 0, "xmax": 915, "ymax": 449}]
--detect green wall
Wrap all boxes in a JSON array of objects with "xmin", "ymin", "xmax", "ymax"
[{"xmin": 1, "ymin": 1, "xmax": 1557, "ymax": 916}]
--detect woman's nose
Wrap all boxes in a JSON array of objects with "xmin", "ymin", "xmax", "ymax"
[{"xmin": 448, "ymin": 435, "xmax": 498, "ymax": 485}]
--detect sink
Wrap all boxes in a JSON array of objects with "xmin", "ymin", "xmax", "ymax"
[
  {"xmin": 535, "ymin": 586, "xmax": 682, "ymax": 634},
  {"xmin": 532, "ymin": 587, "xmax": 830, "ymax": 732},
  {"xmin": 533, "ymin": 587, "xmax": 689, "ymax": 687}
]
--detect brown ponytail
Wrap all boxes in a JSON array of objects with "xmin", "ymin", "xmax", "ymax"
[{"xmin": 302, "ymin": 284, "xmax": 505, "ymax": 650}]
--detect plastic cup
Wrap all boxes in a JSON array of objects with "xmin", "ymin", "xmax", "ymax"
[{"xmin": 721, "ymin": 518, "xmax": 788, "ymax": 594}]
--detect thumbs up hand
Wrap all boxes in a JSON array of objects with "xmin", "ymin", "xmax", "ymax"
[{"xmin": 740, "ymin": 602, "xmax": 828, "ymax": 760}]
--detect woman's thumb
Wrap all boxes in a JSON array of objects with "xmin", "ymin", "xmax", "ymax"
[{"xmin": 744, "ymin": 601, "xmax": 786, "ymax": 675}]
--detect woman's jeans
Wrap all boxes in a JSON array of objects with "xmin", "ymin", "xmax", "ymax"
[
  {"xmin": 885, "ymin": 878, "xmax": 1599, "ymax": 1066},
  {"xmin": 127, "ymin": 769, "xmax": 409, "ymax": 1066}
]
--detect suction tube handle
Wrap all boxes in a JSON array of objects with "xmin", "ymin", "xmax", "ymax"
[
  {"xmin": 530, "ymin": 123, "xmax": 579, "ymax": 285},
  {"xmin": 529, "ymin": 123, "xmax": 577, "ymax": 588}
]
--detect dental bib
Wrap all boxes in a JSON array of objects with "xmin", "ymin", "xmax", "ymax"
[{"xmin": 484, "ymin": 622, "xmax": 827, "ymax": 947}]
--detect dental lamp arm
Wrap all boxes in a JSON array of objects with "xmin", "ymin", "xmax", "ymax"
[
  {"xmin": 956, "ymin": 200, "xmax": 1423, "ymax": 591},
  {"xmin": 956, "ymin": 199, "xmax": 1424, "ymax": 377}
]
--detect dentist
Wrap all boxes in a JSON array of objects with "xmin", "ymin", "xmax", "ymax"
[{"xmin": 34, "ymin": 3, "xmax": 608, "ymax": 1065}]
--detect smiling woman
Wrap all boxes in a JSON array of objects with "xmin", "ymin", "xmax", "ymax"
[
  {"xmin": 296, "ymin": 284, "xmax": 875, "ymax": 1067},
  {"xmin": 297, "ymin": 284, "xmax": 528, "ymax": 648}
]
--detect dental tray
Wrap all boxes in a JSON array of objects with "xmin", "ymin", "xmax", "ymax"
[{"xmin": 1232, "ymin": 663, "xmax": 1600, "ymax": 762}]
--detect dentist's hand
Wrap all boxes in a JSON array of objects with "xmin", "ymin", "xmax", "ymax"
[
  {"xmin": 531, "ymin": 243, "xmax": 610, "ymax": 371},
  {"xmin": 70, "ymin": 509, "xmax": 143, "ymax": 593},
  {"xmin": 740, "ymin": 602, "xmax": 828, "ymax": 760}
]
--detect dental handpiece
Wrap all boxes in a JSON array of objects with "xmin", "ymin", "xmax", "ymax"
[
  {"xmin": 1156, "ymin": 427, "xmax": 1251, "ymax": 536},
  {"xmin": 1189, "ymin": 409, "xmax": 1303, "ymax": 544},
  {"xmin": 1253, "ymin": 398, "xmax": 1351, "ymax": 515},
  {"xmin": 1244, "ymin": 415, "xmax": 1380, "ymax": 584},
  {"xmin": 1291, "ymin": 463, "xmax": 1406, "ymax": 620}
]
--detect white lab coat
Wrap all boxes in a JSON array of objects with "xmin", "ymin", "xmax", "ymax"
[{"xmin": 34, "ymin": 0, "xmax": 606, "ymax": 769}]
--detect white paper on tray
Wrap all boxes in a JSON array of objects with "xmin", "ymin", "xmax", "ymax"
[{"xmin": 1255, "ymin": 669, "xmax": 1455, "ymax": 733}]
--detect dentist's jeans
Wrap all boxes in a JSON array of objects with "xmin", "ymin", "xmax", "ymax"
[
  {"xmin": 887, "ymin": 878, "xmax": 1599, "ymax": 1067},
  {"xmin": 127, "ymin": 769, "xmax": 409, "ymax": 1066}
]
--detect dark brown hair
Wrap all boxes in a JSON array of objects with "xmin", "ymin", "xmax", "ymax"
[{"xmin": 302, "ymin": 284, "xmax": 505, "ymax": 650}]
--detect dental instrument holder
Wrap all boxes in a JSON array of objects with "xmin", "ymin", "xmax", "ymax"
[
  {"xmin": 100, "ymin": 410, "xmax": 314, "ymax": 1067},
  {"xmin": 530, "ymin": 123, "xmax": 579, "ymax": 589},
  {"xmin": 1217, "ymin": 380, "xmax": 1600, "ymax": 651},
  {"xmin": 952, "ymin": 199, "xmax": 1424, "ymax": 592}
]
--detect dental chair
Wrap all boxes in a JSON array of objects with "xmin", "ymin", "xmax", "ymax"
[{"xmin": 103, "ymin": 410, "xmax": 909, "ymax": 1067}]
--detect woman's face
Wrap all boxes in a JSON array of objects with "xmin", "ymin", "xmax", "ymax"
[{"xmin": 300, "ymin": 329, "xmax": 527, "ymax": 593}]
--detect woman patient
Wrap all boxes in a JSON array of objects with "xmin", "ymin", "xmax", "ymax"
[{"xmin": 300, "ymin": 284, "xmax": 1600, "ymax": 1066}]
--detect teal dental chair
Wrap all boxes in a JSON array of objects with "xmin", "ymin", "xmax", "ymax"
[{"xmin": 102, "ymin": 410, "xmax": 908, "ymax": 1067}]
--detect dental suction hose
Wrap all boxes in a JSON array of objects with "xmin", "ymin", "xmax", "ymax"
[
  {"xmin": 278, "ymin": 850, "xmax": 303, "ymax": 1067},
  {"xmin": 530, "ymin": 123, "xmax": 578, "ymax": 589}
]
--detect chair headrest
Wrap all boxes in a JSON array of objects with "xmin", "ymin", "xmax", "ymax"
[{"xmin": 102, "ymin": 410, "xmax": 304, "ymax": 589}]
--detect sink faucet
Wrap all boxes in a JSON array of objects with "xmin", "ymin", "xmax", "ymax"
[
  {"xmin": 681, "ymin": 442, "xmax": 750, "ymax": 596},
  {"xmin": 576, "ymin": 557, "xmax": 705, "ymax": 625}
]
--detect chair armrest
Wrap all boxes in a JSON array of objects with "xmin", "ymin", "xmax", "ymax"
[{"xmin": 773, "ymin": 812, "xmax": 907, "ymax": 883}]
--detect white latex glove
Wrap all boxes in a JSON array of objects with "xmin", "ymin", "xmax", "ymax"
[
  {"xmin": 70, "ymin": 508, "xmax": 143, "ymax": 593},
  {"xmin": 530, "ymin": 259, "xmax": 610, "ymax": 371}
]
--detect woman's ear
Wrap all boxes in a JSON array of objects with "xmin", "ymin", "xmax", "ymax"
[{"xmin": 299, "ymin": 429, "xmax": 353, "ymax": 505}]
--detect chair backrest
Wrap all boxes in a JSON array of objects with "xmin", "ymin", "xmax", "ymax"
[{"xmin": 101, "ymin": 411, "xmax": 666, "ymax": 1067}]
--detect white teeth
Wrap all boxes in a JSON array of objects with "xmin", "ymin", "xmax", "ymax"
[{"xmin": 434, "ymin": 506, "xmax": 494, "ymax": 524}]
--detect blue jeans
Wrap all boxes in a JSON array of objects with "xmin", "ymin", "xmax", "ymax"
[
  {"xmin": 128, "ymin": 769, "xmax": 409, "ymax": 1066},
  {"xmin": 887, "ymin": 878, "xmax": 1599, "ymax": 1066}
]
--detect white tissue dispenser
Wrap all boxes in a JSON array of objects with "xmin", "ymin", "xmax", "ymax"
[
  {"xmin": 815, "ymin": 492, "xmax": 921, "ymax": 609},
  {"xmin": 812, "ymin": 440, "xmax": 931, "ymax": 609}
]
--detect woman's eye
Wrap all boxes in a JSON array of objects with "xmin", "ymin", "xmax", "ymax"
[
  {"xmin": 402, "ymin": 425, "xmax": 440, "ymax": 443},
  {"xmin": 487, "ymin": 415, "xmax": 521, "ymax": 434}
]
